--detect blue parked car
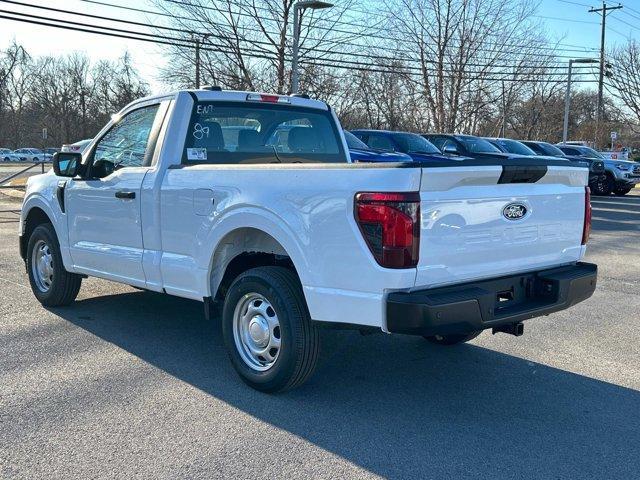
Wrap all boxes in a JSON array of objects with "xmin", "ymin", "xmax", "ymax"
[
  {"xmin": 350, "ymin": 129, "xmax": 466, "ymax": 162},
  {"xmin": 343, "ymin": 131, "xmax": 412, "ymax": 162}
]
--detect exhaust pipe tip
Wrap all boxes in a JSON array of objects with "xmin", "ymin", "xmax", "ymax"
[{"xmin": 492, "ymin": 322, "xmax": 524, "ymax": 337}]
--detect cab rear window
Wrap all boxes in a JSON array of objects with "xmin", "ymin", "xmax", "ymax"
[{"xmin": 183, "ymin": 101, "xmax": 346, "ymax": 164}]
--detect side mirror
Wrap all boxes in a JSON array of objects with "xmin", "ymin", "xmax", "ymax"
[
  {"xmin": 53, "ymin": 152, "xmax": 81, "ymax": 177},
  {"xmin": 443, "ymin": 144, "xmax": 458, "ymax": 155}
]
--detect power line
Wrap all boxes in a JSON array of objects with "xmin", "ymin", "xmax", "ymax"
[
  {"xmin": 72, "ymin": 0, "xmax": 601, "ymax": 62},
  {"xmin": 1, "ymin": 1, "xmax": 599, "ymax": 73},
  {"xmin": 557, "ymin": 0, "xmax": 592, "ymax": 7},
  {"xmin": 0, "ymin": 10, "xmax": 599, "ymax": 84},
  {"xmin": 157, "ymin": 0, "xmax": 601, "ymax": 55}
]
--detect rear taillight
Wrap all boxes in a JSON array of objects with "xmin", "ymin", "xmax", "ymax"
[
  {"xmin": 355, "ymin": 192, "xmax": 420, "ymax": 268},
  {"xmin": 582, "ymin": 186, "xmax": 591, "ymax": 245}
]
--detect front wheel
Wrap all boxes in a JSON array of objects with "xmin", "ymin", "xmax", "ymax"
[
  {"xmin": 26, "ymin": 223, "xmax": 82, "ymax": 306},
  {"xmin": 222, "ymin": 266, "xmax": 319, "ymax": 393},
  {"xmin": 424, "ymin": 330, "xmax": 482, "ymax": 345},
  {"xmin": 591, "ymin": 175, "xmax": 613, "ymax": 196}
]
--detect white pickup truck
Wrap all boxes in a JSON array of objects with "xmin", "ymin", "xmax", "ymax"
[{"xmin": 19, "ymin": 88, "xmax": 597, "ymax": 392}]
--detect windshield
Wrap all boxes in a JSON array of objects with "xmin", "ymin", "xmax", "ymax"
[
  {"xmin": 456, "ymin": 136, "xmax": 502, "ymax": 153},
  {"xmin": 577, "ymin": 146, "xmax": 604, "ymax": 159},
  {"xmin": 344, "ymin": 131, "xmax": 369, "ymax": 150},
  {"xmin": 538, "ymin": 143, "xmax": 566, "ymax": 156},
  {"xmin": 392, "ymin": 133, "xmax": 440, "ymax": 154},
  {"xmin": 496, "ymin": 139, "xmax": 536, "ymax": 156}
]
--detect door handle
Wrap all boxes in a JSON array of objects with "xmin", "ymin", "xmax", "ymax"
[{"xmin": 115, "ymin": 190, "xmax": 136, "ymax": 199}]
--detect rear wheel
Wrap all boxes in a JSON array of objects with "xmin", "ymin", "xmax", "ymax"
[
  {"xmin": 222, "ymin": 266, "xmax": 319, "ymax": 393},
  {"xmin": 26, "ymin": 223, "xmax": 82, "ymax": 306},
  {"xmin": 614, "ymin": 186, "xmax": 632, "ymax": 196},
  {"xmin": 424, "ymin": 330, "xmax": 482, "ymax": 345},
  {"xmin": 591, "ymin": 175, "xmax": 613, "ymax": 196}
]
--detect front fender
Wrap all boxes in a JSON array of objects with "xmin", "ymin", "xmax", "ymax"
[{"xmin": 21, "ymin": 175, "xmax": 72, "ymax": 269}]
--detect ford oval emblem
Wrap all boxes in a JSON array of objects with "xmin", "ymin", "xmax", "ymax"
[{"xmin": 503, "ymin": 203, "xmax": 527, "ymax": 220}]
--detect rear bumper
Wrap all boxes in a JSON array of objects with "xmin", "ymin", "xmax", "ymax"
[{"xmin": 386, "ymin": 262, "xmax": 597, "ymax": 336}]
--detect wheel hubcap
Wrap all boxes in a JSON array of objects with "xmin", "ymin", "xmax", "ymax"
[
  {"xmin": 233, "ymin": 293, "xmax": 281, "ymax": 371},
  {"xmin": 31, "ymin": 239, "xmax": 53, "ymax": 292}
]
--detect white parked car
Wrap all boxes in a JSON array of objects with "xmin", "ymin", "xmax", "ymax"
[
  {"xmin": 0, "ymin": 148, "xmax": 19, "ymax": 162},
  {"xmin": 61, "ymin": 139, "xmax": 92, "ymax": 154},
  {"xmin": 13, "ymin": 148, "xmax": 46, "ymax": 162},
  {"xmin": 19, "ymin": 88, "xmax": 598, "ymax": 392}
]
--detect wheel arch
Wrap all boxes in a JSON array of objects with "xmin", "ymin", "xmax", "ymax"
[
  {"xmin": 20, "ymin": 205, "xmax": 54, "ymax": 261},
  {"xmin": 209, "ymin": 227, "xmax": 303, "ymax": 302}
]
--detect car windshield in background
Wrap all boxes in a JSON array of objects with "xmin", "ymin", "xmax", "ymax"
[
  {"xmin": 457, "ymin": 136, "xmax": 502, "ymax": 153},
  {"xmin": 577, "ymin": 146, "xmax": 605, "ymax": 159},
  {"xmin": 539, "ymin": 143, "xmax": 566, "ymax": 156},
  {"xmin": 497, "ymin": 139, "xmax": 535, "ymax": 156},
  {"xmin": 392, "ymin": 133, "xmax": 440, "ymax": 154},
  {"xmin": 344, "ymin": 131, "xmax": 370, "ymax": 150},
  {"xmin": 184, "ymin": 102, "xmax": 345, "ymax": 164}
]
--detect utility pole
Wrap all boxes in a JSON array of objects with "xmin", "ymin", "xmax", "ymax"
[
  {"xmin": 589, "ymin": 2, "xmax": 622, "ymax": 146},
  {"xmin": 195, "ymin": 37, "xmax": 201, "ymax": 89},
  {"xmin": 194, "ymin": 34, "xmax": 210, "ymax": 89}
]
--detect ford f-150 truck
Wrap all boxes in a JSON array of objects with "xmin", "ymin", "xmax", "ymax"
[{"xmin": 19, "ymin": 88, "xmax": 597, "ymax": 392}]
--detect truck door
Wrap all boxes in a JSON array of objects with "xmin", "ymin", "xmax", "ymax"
[{"xmin": 64, "ymin": 102, "xmax": 165, "ymax": 286}]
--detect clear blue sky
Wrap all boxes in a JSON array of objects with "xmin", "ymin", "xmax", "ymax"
[{"xmin": 1, "ymin": 0, "xmax": 638, "ymax": 94}]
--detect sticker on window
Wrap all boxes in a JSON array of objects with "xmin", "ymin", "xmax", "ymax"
[{"xmin": 187, "ymin": 148, "xmax": 208, "ymax": 161}]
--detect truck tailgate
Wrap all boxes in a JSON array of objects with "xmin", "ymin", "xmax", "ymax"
[{"xmin": 416, "ymin": 165, "xmax": 588, "ymax": 288}]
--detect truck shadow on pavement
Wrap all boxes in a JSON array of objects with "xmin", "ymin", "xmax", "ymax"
[
  {"xmin": 591, "ymin": 194, "xmax": 640, "ymax": 232},
  {"xmin": 55, "ymin": 290, "xmax": 639, "ymax": 480}
]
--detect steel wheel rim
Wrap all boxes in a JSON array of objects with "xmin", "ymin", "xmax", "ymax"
[
  {"xmin": 232, "ymin": 293, "xmax": 281, "ymax": 371},
  {"xmin": 31, "ymin": 239, "xmax": 53, "ymax": 292}
]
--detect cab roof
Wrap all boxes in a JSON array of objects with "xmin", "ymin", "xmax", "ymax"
[{"xmin": 123, "ymin": 88, "xmax": 329, "ymax": 112}]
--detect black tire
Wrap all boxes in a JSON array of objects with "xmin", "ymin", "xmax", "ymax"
[
  {"xmin": 591, "ymin": 175, "xmax": 614, "ymax": 196},
  {"xmin": 222, "ymin": 266, "xmax": 319, "ymax": 393},
  {"xmin": 26, "ymin": 223, "xmax": 82, "ymax": 307},
  {"xmin": 424, "ymin": 330, "xmax": 483, "ymax": 346},
  {"xmin": 614, "ymin": 186, "xmax": 632, "ymax": 196}
]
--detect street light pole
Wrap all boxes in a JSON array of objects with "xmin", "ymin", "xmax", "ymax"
[
  {"xmin": 562, "ymin": 58, "xmax": 599, "ymax": 144},
  {"xmin": 291, "ymin": 0, "xmax": 333, "ymax": 94}
]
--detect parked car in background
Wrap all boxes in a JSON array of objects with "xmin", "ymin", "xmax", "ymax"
[
  {"xmin": 423, "ymin": 134, "xmax": 516, "ymax": 161},
  {"xmin": 0, "ymin": 148, "xmax": 19, "ymax": 162},
  {"xmin": 13, "ymin": 148, "xmax": 46, "ymax": 162},
  {"xmin": 557, "ymin": 144, "xmax": 640, "ymax": 196},
  {"xmin": 343, "ymin": 131, "xmax": 412, "ymax": 162},
  {"xmin": 351, "ymin": 129, "xmax": 466, "ymax": 163},
  {"xmin": 43, "ymin": 148, "xmax": 60, "ymax": 162},
  {"xmin": 522, "ymin": 140, "xmax": 607, "ymax": 195},
  {"xmin": 61, "ymin": 139, "xmax": 92, "ymax": 154}
]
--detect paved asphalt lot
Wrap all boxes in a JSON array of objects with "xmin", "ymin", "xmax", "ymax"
[{"xmin": 1, "ymin": 193, "xmax": 639, "ymax": 479}]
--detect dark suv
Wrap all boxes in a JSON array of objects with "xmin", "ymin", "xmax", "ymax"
[
  {"xmin": 521, "ymin": 141, "xmax": 606, "ymax": 194},
  {"xmin": 350, "ymin": 130, "xmax": 468, "ymax": 163}
]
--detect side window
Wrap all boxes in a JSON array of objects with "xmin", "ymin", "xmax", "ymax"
[
  {"xmin": 428, "ymin": 136, "xmax": 444, "ymax": 150},
  {"xmin": 92, "ymin": 104, "xmax": 160, "ymax": 171},
  {"xmin": 367, "ymin": 134, "xmax": 395, "ymax": 151}
]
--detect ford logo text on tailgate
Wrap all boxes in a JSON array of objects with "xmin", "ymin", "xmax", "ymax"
[{"xmin": 503, "ymin": 203, "xmax": 527, "ymax": 220}]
